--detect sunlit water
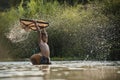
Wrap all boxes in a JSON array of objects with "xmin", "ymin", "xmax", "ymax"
[{"xmin": 0, "ymin": 61, "xmax": 120, "ymax": 80}]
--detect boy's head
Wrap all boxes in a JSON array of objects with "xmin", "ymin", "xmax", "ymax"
[{"xmin": 41, "ymin": 32, "xmax": 48, "ymax": 42}]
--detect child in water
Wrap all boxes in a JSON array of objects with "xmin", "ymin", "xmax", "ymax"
[{"xmin": 30, "ymin": 21, "xmax": 51, "ymax": 65}]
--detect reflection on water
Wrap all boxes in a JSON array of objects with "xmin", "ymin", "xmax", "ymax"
[{"xmin": 0, "ymin": 61, "xmax": 120, "ymax": 80}]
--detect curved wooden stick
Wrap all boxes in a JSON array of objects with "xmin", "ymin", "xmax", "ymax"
[{"xmin": 20, "ymin": 18, "xmax": 49, "ymax": 31}]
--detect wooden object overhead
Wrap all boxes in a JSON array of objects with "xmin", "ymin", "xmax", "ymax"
[{"xmin": 20, "ymin": 19, "xmax": 49, "ymax": 31}]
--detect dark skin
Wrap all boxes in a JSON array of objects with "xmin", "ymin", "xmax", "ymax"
[
  {"xmin": 30, "ymin": 22, "xmax": 50, "ymax": 65},
  {"xmin": 35, "ymin": 22, "xmax": 50, "ymax": 62}
]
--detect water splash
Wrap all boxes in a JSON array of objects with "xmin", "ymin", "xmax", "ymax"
[{"xmin": 6, "ymin": 21, "xmax": 30, "ymax": 43}]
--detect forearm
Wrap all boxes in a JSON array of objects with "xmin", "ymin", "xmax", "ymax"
[
  {"xmin": 38, "ymin": 30, "xmax": 42, "ymax": 43},
  {"xmin": 34, "ymin": 21, "xmax": 42, "ymax": 42}
]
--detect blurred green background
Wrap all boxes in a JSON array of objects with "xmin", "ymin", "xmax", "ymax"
[{"xmin": 0, "ymin": 0, "xmax": 120, "ymax": 61}]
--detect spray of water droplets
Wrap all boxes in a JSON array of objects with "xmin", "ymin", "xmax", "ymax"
[{"xmin": 6, "ymin": 21, "xmax": 30, "ymax": 43}]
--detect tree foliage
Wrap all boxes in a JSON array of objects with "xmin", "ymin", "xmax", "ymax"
[{"xmin": 0, "ymin": 0, "xmax": 120, "ymax": 60}]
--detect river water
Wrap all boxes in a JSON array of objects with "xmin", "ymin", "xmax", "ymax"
[{"xmin": 0, "ymin": 61, "xmax": 120, "ymax": 80}]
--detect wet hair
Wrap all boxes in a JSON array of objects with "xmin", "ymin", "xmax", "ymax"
[{"xmin": 41, "ymin": 32, "xmax": 48, "ymax": 38}]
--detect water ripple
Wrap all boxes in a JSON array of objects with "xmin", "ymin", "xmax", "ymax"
[{"xmin": 0, "ymin": 61, "xmax": 120, "ymax": 80}]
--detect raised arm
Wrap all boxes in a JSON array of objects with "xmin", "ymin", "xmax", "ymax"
[{"xmin": 34, "ymin": 21, "xmax": 42, "ymax": 43}]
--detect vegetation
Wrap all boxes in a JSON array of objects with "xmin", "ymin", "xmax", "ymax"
[{"xmin": 0, "ymin": 0, "xmax": 120, "ymax": 61}]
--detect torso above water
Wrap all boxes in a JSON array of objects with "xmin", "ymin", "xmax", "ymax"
[{"xmin": 39, "ymin": 40, "xmax": 50, "ymax": 57}]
